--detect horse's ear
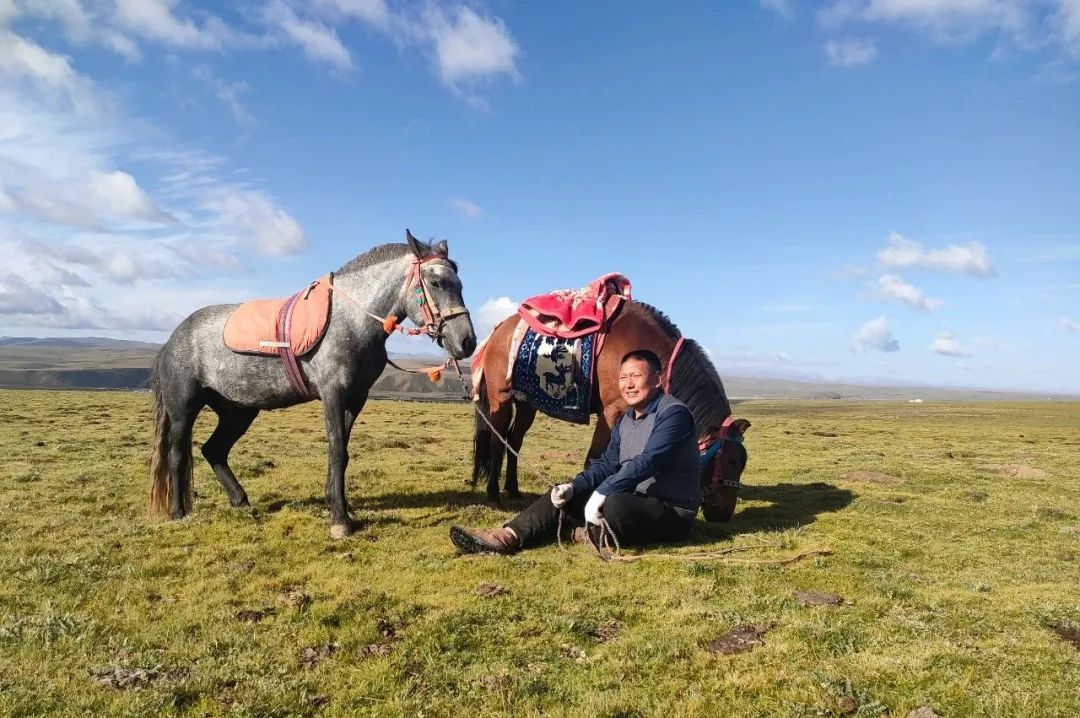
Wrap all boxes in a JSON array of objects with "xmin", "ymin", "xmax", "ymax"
[
  {"xmin": 731, "ymin": 418, "xmax": 751, "ymax": 435},
  {"xmin": 435, "ymin": 239, "xmax": 448, "ymax": 257},
  {"xmin": 405, "ymin": 229, "xmax": 422, "ymax": 256}
]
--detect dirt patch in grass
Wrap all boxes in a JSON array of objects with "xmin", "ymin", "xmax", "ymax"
[
  {"xmin": 907, "ymin": 708, "xmax": 941, "ymax": 718},
  {"xmin": 841, "ymin": 470, "xmax": 903, "ymax": 485},
  {"xmin": 1048, "ymin": 622, "xmax": 1080, "ymax": 651},
  {"xmin": 794, "ymin": 590, "xmax": 845, "ymax": 606},
  {"xmin": 984, "ymin": 464, "xmax": 1046, "ymax": 479},
  {"xmin": 584, "ymin": 619, "xmax": 620, "ymax": 643},
  {"xmin": 540, "ymin": 451, "xmax": 576, "ymax": 461},
  {"xmin": 475, "ymin": 582, "xmax": 508, "ymax": 598},
  {"xmin": 706, "ymin": 625, "xmax": 769, "ymax": 655},
  {"xmin": 90, "ymin": 666, "xmax": 159, "ymax": 690},
  {"xmin": 235, "ymin": 608, "xmax": 274, "ymax": 623},
  {"xmin": 299, "ymin": 643, "xmax": 336, "ymax": 668}
]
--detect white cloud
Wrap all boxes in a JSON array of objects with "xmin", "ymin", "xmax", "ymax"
[
  {"xmin": 476, "ymin": 296, "xmax": 516, "ymax": 339},
  {"xmin": 854, "ymin": 316, "xmax": 900, "ymax": 352},
  {"xmin": 0, "ymin": 29, "xmax": 88, "ymax": 102},
  {"xmin": 312, "ymin": 0, "xmax": 390, "ymax": 27},
  {"xmin": 1062, "ymin": 316, "xmax": 1080, "ymax": 332},
  {"xmin": 825, "ymin": 37, "xmax": 878, "ymax": 66},
  {"xmin": 112, "ymin": 0, "xmax": 230, "ymax": 50},
  {"xmin": 871, "ymin": 273, "xmax": 944, "ymax": 312},
  {"xmin": 877, "ymin": 232, "xmax": 996, "ymax": 276},
  {"xmin": 930, "ymin": 330, "xmax": 971, "ymax": 357},
  {"xmin": 452, "ymin": 197, "xmax": 483, "ymax": 219},
  {"xmin": 421, "ymin": 5, "xmax": 520, "ymax": 87},
  {"xmin": 87, "ymin": 170, "xmax": 175, "ymax": 223},
  {"xmin": 0, "ymin": 24, "xmax": 307, "ymax": 335},
  {"xmin": 0, "ymin": 272, "xmax": 64, "ymax": 314},
  {"xmin": 266, "ymin": 0, "xmax": 354, "ymax": 72},
  {"xmin": 818, "ymin": 0, "xmax": 1080, "ymax": 56},
  {"xmin": 203, "ymin": 189, "xmax": 307, "ymax": 256}
]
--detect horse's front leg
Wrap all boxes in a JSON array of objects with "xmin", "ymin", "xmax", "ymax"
[{"xmin": 323, "ymin": 394, "xmax": 359, "ymax": 539}]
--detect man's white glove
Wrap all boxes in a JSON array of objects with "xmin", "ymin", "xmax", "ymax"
[
  {"xmin": 584, "ymin": 491, "xmax": 607, "ymax": 525},
  {"xmin": 550, "ymin": 483, "xmax": 575, "ymax": 508}
]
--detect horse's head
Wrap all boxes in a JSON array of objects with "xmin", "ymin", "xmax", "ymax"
[
  {"xmin": 403, "ymin": 229, "xmax": 477, "ymax": 359},
  {"xmin": 700, "ymin": 418, "xmax": 751, "ymax": 523}
]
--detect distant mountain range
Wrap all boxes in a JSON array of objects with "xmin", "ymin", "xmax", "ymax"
[{"xmin": 0, "ymin": 336, "xmax": 1072, "ymax": 400}]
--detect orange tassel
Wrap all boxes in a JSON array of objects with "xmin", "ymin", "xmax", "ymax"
[
  {"xmin": 427, "ymin": 369, "xmax": 443, "ymax": 383},
  {"xmin": 382, "ymin": 315, "xmax": 398, "ymax": 334}
]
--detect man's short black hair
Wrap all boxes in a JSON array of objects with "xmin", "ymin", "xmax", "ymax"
[{"xmin": 621, "ymin": 349, "xmax": 662, "ymax": 375}]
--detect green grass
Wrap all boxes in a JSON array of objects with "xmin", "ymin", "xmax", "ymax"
[{"xmin": 1, "ymin": 390, "xmax": 1078, "ymax": 717}]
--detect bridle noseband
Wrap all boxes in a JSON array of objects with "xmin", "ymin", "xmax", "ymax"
[{"xmin": 404, "ymin": 252, "xmax": 470, "ymax": 343}]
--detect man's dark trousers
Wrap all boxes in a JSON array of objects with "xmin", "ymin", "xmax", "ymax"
[{"xmin": 506, "ymin": 488, "xmax": 693, "ymax": 547}]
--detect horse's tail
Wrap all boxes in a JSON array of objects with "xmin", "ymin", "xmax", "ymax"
[
  {"xmin": 148, "ymin": 362, "xmax": 191, "ymax": 518},
  {"xmin": 471, "ymin": 373, "xmax": 491, "ymax": 486}
]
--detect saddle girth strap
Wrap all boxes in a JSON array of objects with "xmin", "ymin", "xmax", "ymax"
[{"xmin": 276, "ymin": 290, "xmax": 313, "ymax": 400}]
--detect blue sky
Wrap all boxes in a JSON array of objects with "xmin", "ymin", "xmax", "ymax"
[{"xmin": 0, "ymin": 1, "xmax": 1077, "ymax": 393}]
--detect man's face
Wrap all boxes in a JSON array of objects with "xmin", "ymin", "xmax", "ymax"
[{"xmin": 619, "ymin": 357, "xmax": 661, "ymax": 411}]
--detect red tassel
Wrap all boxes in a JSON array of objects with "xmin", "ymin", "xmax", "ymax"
[
  {"xmin": 427, "ymin": 369, "xmax": 443, "ymax": 383},
  {"xmin": 382, "ymin": 315, "xmax": 398, "ymax": 334}
]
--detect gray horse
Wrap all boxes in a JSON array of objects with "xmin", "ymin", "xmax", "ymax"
[{"xmin": 149, "ymin": 231, "xmax": 476, "ymax": 539}]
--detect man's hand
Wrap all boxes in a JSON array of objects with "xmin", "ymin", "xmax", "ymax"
[
  {"xmin": 550, "ymin": 483, "xmax": 575, "ymax": 508},
  {"xmin": 584, "ymin": 491, "xmax": 606, "ymax": 525}
]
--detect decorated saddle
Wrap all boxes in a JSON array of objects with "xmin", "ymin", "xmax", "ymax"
[
  {"xmin": 469, "ymin": 273, "xmax": 631, "ymax": 423},
  {"xmin": 517, "ymin": 272, "xmax": 631, "ymax": 339},
  {"xmin": 222, "ymin": 273, "xmax": 333, "ymax": 398}
]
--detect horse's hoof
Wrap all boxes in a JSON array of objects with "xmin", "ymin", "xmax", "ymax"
[
  {"xmin": 230, "ymin": 497, "xmax": 250, "ymax": 508},
  {"xmin": 506, "ymin": 489, "xmax": 522, "ymax": 499},
  {"xmin": 330, "ymin": 523, "xmax": 353, "ymax": 540}
]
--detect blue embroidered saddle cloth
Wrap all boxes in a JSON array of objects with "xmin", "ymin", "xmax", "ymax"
[{"xmin": 511, "ymin": 328, "xmax": 595, "ymax": 424}]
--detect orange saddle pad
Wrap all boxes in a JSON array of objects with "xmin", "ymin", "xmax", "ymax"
[{"xmin": 223, "ymin": 273, "xmax": 333, "ymax": 357}]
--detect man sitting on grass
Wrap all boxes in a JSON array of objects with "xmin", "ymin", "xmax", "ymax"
[{"xmin": 450, "ymin": 349, "xmax": 701, "ymax": 554}]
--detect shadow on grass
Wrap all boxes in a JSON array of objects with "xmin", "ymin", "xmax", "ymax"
[{"xmin": 695, "ymin": 481, "xmax": 854, "ymax": 539}]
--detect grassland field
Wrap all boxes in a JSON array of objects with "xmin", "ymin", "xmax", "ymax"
[{"xmin": 0, "ymin": 390, "xmax": 1078, "ymax": 717}]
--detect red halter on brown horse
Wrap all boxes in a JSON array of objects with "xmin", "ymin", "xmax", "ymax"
[{"xmin": 471, "ymin": 298, "xmax": 750, "ymax": 522}]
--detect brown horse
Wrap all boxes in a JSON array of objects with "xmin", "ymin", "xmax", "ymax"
[{"xmin": 471, "ymin": 301, "xmax": 749, "ymax": 522}]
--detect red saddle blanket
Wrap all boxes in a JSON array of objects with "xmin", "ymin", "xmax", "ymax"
[
  {"xmin": 223, "ymin": 273, "xmax": 333, "ymax": 357},
  {"xmin": 517, "ymin": 272, "xmax": 631, "ymax": 339}
]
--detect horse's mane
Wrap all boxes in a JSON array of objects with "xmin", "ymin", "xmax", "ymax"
[
  {"xmin": 630, "ymin": 302, "xmax": 732, "ymax": 437},
  {"xmin": 336, "ymin": 239, "xmax": 457, "ymax": 275},
  {"xmin": 337, "ymin": 243, "xmax": 410, "ymax": 274}
]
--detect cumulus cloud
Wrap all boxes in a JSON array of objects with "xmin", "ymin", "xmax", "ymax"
[
  {"xmin": 871, "ymin": 273, "xmax": 944, "ymax": 312},
  {"xmin": 423, "ymin": 5, "xmax": 520, "ymax": 87},
  {"xmin": 854, "ymin": 316, "xmax": 900, "ymax": 352},
  {"xmin": 203, "ymin": 189, "xmax": 307, "ymax": 256},
  {"xmin": 475, "ymin": 296, "xmax": 517, "ymax": 339},
  {"xmin": 5, "ymin": 0, "xmax": 524, "ymax": 106},
  {"xmin": 452, "ymin": 197, "xmax": 483, "ymax": 219},
  {"xmin": 825, "ymin": 37, "xmax": 878, "ymax": 66},
  {"xmin": 877, "ymin": 232, "xmax": 996, "ymax": 276},
  {"xmin": 1062, "ymin": 316, "xmax": 1080, "ymax": 332},
  {"xmin": 930, "ymin": 330, "xmax": 971, "ymax": 357}
]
